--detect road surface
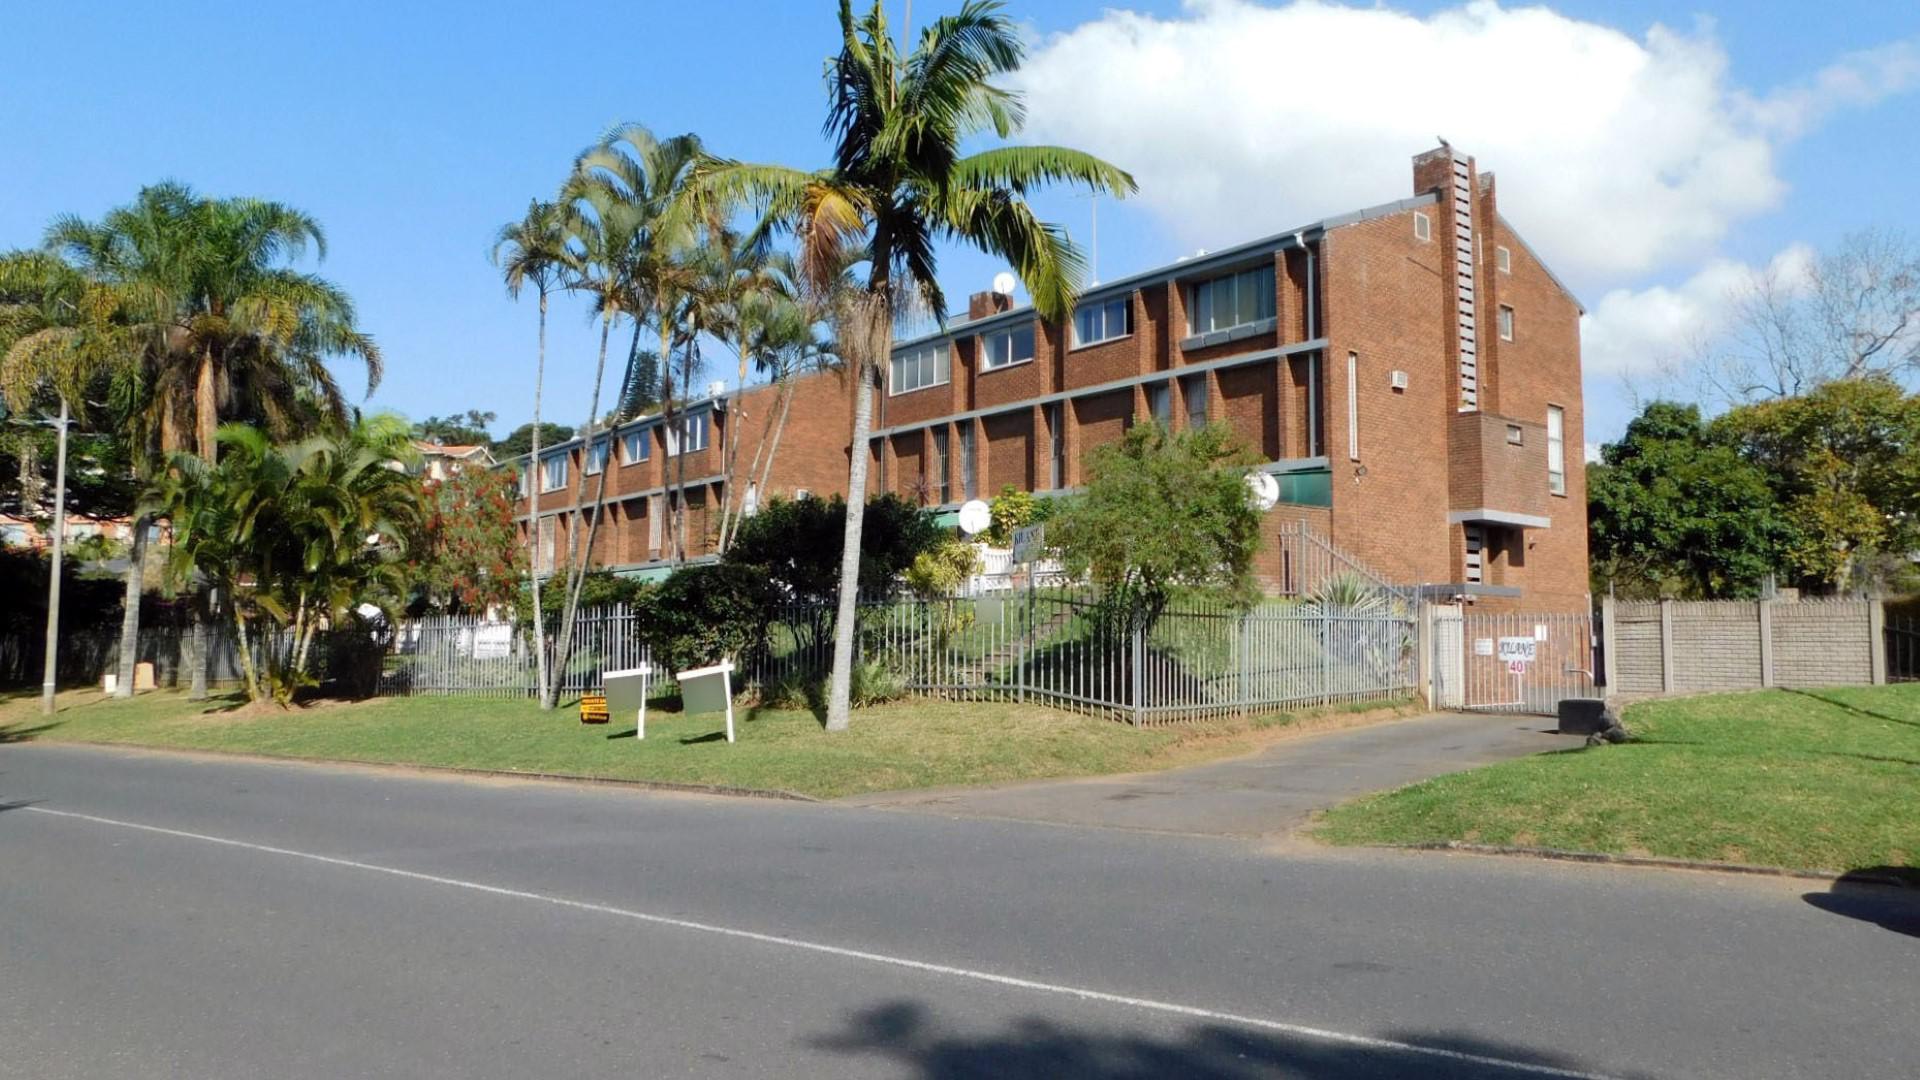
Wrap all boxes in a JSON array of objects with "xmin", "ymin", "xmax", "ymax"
[{"xmin": 2, "ymin": 743, "xmax": 1915, "ymax": 1079}]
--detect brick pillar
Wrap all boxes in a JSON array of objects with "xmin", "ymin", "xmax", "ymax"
[
  {"xmin": 1758, "ymin": 598, "xmax": 1775, "ymax": 687},
  {"xmin": 1659, "ymin": 598, "xmax": 1676, "ymax": 694},
  {"xmin": 1870, "ymin": 599, "xmax": 1888, "ymax": 685}
]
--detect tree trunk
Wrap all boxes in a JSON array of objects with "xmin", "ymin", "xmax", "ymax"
[
  {"xmin": 528, "ymin": 289, "xmax": 552, "ymax": 709},
  {"xmin": 656, "ymin": 320, "xmax": 684, "ymax": 562},
  {"xmin": 231, "ymin": 597, "xmax": 261, "ymax": 703},
  {"xmin": 547, "ymin": 312, "xmax": 615, "ymax": 706},
  {"xmin": 194, "ymin": 348, "xmax": 219, "ymax": 463},
  {"xmin": 188, "ymin": 595, "xmax": 208, "ymax": 700},
  {"xmin": 825, "ymin": 301, "xmax": 886, "ymax": 732},
  {"xmin": 714, "ymin": 333, "xmax": 753, "ymax": 554},
  {"xmin": 753, "ymin": 377, "xmax": 798, "ymax": 510},
  {"xmin": 112, "ymin": 513, "xmax": 148, "ymax": 698}
]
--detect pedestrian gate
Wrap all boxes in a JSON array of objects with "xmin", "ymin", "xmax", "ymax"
[{"xmin": 1430, "ymin": 606, "xmax": 1595, "ymax": 715}]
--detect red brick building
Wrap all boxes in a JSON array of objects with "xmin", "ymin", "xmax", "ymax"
[{"xmin": 510, "ymin": 144, "xmax": 1588, "ymax": 607}]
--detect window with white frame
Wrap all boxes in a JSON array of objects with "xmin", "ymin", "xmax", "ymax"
[
  {"xmin": 1414, "ymin": 212, "xmax": 1431, "ymax": 242},
  {"xmin": 664, "ymin": 412, "xmax": 709, "ymax": 456},
  {"xmin": 1498, "ymin": 304, "xmax": 1515, "ymax": 342},
  {"xmin": 541, "ymin": 453, "xmax": 568, "ymax": 492},
  {"xmin": 890, "ymin": 343, "xmax": 950, "ymax": 395},
  {"xmin": 622, "ymin": 428, "xmax": 651, "ymax": 464},
  {"xmin": 982, "ymin": 324, "xmax": 1035, "ymax": 370},
  {"xmin": 1547, "ymin": 405, "xmax": 1566, "ymax": 496},
  {"xmin": 585, "ymin": 438, "xmax": 609, "ymax": 475},
  {"xmin": 1072, "ymin": 297, "xmax": 1131, "ymax": 347},
  {"xmin": 1496, "ymin": 245, "xmax": 1511, "ymax": 273},
  {"xmin": 1188, "ymin": 264, "xmax": 1276, "ymax": 335}
]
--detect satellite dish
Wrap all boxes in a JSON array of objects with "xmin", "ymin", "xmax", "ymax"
[
  {"xmin": 991, "ymin": 271, "xmax": 1017, "ymax": 297},
  {"xmin": 957, "ymin": 499, "xmax": 992, "ymax": 537},
  {"xmin": 1245, "ymin": 472, "xmax": 1280, "ymax": 513}
]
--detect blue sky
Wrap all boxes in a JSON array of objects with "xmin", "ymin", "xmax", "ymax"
[{"xmin": 4, "ymin": 1, "xmax": 1916, "ymax": 448}]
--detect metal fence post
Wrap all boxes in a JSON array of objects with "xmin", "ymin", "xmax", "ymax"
[
  {"xmin": 1319, "ymin": 611, "xmax": 1331, "ymax": 705},
  {"xmin": 1130, "ymin": 619, "xmax": 1144, "ymax": 727}
]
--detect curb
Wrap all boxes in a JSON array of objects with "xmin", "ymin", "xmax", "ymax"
[
  {"xmin": 1392, "ymin": 840, "xmax": 1917, "ymax": 888},
  {"xmin": 30, "ymin": 741, "xmax": 820, "ymax": 803}
]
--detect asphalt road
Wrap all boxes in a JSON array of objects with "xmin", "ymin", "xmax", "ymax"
[{"xmin": 2, "ymin": 744, "xmax": 1915, "ymax": 1079}]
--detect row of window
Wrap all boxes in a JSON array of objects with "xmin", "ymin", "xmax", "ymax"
[
  {"xmin": 889, "ymin": 263, "xmax": 1277, "ymax": 396},
  {"xmin": 522, "ymin": 413, "xmax": 711, "ymax": 493}
]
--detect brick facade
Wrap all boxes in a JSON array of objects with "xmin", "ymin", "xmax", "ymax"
[{"xmin": 505, "ymin": 144, "xmax": 1588, "ymax": 607}]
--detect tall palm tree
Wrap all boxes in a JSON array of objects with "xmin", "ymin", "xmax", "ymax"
[
  {"xmin": 50, "ymin": 183, "xmax": 383, "ymax": 699},
  {"xmin": 537, "ymin": 126, "xmax": 705, "ymax": 707},
  {"xmin": 683, "ymin": 0, "xmax": 1134, "ymax": 730},
  {"xmin": 493, "ymin": 198, "xmax": 572, "ymax": 708}
]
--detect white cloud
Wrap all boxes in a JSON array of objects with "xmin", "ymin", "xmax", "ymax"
[
  {"xmin": 1012, "ymin": 0, "xmax": 1917, "ymax": 284},
  {"xmin": 1579, "ymin": 245, "xmax": 1815, "ymax": 378}
]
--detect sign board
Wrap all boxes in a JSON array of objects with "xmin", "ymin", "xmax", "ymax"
[
  {"xmin": 1473, "ymin": 638, "xmax": 1494, "ymax": 657},
  {"xmin": 1507, "ymin": 659, "xmax": 1528, "ymax": 676},
  {"xmin": 1534, "ymin": 624, "xmax": 1549, "ymax": 642},
  {"xmin": 1497, "ymin": 637, "xmax": 1538, "ymax": 663},
  {"xmin": 1011, "ymin": 523, "xmax": 1046, "ymax": 565},
  {"xmin": 675, "ymin": 660, "xmax": 737, "ymax": 743},
  {"xmin": 472, "ymin": 623, "xmax": 513, "ymax": 659}
]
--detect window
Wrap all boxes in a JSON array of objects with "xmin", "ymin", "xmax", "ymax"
[
  {"xmin": 1148, "ymin": 382, "xmax": 1171, "ymax": 428},
  {"xmin": 1345, "ymin": 351, "xmax": 1359, "ymax": 461},
  {"xmin": 1183, "ymin": 375, "xmax": 1207, "ymax": 431},
  {"xmin": 622, "ymin": 429, "xmax": 651, "ymax": 465},
  {"xmin": 1305, "ymin": 353, "xmax": 1324, "ymax": 458},
  {"xmin": 541, "ymin": 453, "xmax": 568, "ymax": 492},
  {"xmin": 536, "ymin": 517, "xmax": 557, "ymax": 571},
  {"xmin": 1547, "ymin": 406, "xmax": 1566, "ymax": 496},
  {"xmin": 1463, "ymin": 523, "xmax": 1484, "ymax": 585},
  {"xmin": 890, "ymin": 343, "xmax": 950, "ymax": 395},
  {"xmin": 1046, "ymin": 403, "xmax": 1064, "ymax": 489},
  {"xmin": 958, "ymin": 422, "xmax": 976, "ymax": 501},
  {"xmin": 1498, "ymin": 305, "xmax": 1515, "ymax": 342},
  {"xmin": 519, "ymin": 464, "xmax": 532, "ymax": 495},
  {"xmin": 664, "ymin": 412, "xmax": 709, "ymax": 456},
  {"xmin": 1188, "ymin": 264, "xmax": 1275, "ymax": 335},
  {"xmin": 585, "ymin": 438, "xmax": 609, "ymax": 475},
  {"xmin": 1072, "ymin": 297, "xmax": 1131, "ymax": 347},
  {"xmin": 1496, "ymin": 245, "xmax": 1511, "ymax": 273},
  {"xmin": 929, "ymin": 428, "xmax": 950, "ymax": 503},
  {"xmin": 1506, "ymin": 424, "xmax": 1524, "ymax": 446},
  {"xmin": 1414, "ymin": 212, "xmax": 1431, "ymax": 242},
  {"xmin": 982, "ymin": 324, "xmax": 1035, "ymax": 370}
]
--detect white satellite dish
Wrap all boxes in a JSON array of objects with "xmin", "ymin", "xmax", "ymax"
[
  {"xmin": 957, "ymin": 499, "xmax": 992, "ymax": 537},
  {"xmin": 991, "ymin": 271, "xmax": 1017, "ymax": 297},
  {"xmin": 1245, "ymin": 472, "xmax": 1280, "ymax": 513}
]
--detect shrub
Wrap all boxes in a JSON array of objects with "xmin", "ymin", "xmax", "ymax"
[{"xmin": 637, "ymin": 563, "xmax": 777, "ymax": 673}]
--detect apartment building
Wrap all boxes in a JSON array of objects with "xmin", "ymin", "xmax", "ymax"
[
  {"xmin": 509, "ymin": 144, "xmax": 1587, "ymax": 608},
  {"xmin": 507, "ymin": 369, "xmax": 857, "ymax": 579}
]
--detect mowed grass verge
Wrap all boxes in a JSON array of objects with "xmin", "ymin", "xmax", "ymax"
[
  {"xmin": 0, "ymin": 688, "xmax": 1417, "ymax": 800},
  {"xmin": 1315, "ymin": 685, "xmax": 1920, "ymax": 876}
]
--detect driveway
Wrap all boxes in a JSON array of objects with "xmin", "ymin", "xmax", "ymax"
[{"xmin": 846, "ymin": 711, "xmax": 1583, "ymax": 836}]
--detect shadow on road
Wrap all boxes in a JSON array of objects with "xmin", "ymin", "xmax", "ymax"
[
  {"xmin": 1803, "ymin": 869, "xmax": 1920, "ymax": 938},
  {"xmin": 807, "ymin": 1001, "xmax": 1648, "ymax": 1079}
]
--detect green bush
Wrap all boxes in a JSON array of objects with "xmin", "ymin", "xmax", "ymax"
[{"xmin": 637, "ymin": 563, "xmax": 777, "ymax": 673}]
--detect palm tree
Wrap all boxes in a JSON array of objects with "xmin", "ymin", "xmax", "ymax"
[
  {"xmin": 493, "ymin": 198, "xmax": 572, "ymax": 708},
  {"xmin": 149, "ymin": 416, "xmax": 421, "ymax": 704},
  {"xmin": 536, "ymin": 126, "xmax": 705, "ymax": 706},
  {"xmin": 50, "ymin": 183, "xmax": 383, "ymax": 699},
  {"xmin": 683, "ymin": 0, "xmax": 1134, "ymax": 729}
]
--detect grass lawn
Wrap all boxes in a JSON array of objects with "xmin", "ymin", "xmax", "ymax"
[
  {"xmin": 0, "ymin": 687, "xmax": 1416, "ymax": 801},
  {"xmin": 1315, "ymin": 685, "xmax": 1920, "ymax": 876}
]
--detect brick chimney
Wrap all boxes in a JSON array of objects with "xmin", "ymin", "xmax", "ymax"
[{"xmin": 968, "ymin": 290, "xmax": 1013, "ymax": 320}]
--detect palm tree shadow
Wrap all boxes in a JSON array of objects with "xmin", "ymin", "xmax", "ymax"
[
  {"xmin": 1783, "ymin": 688, "xmax": 1920, "ymax": 730},
  {"xmin": 1803, "ymin": 869, "xmax": 1920, "ymax": 938},
  {"xmin": 806, "ymin": 1001, "xmax": 1653, "ymax": 1079}
]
